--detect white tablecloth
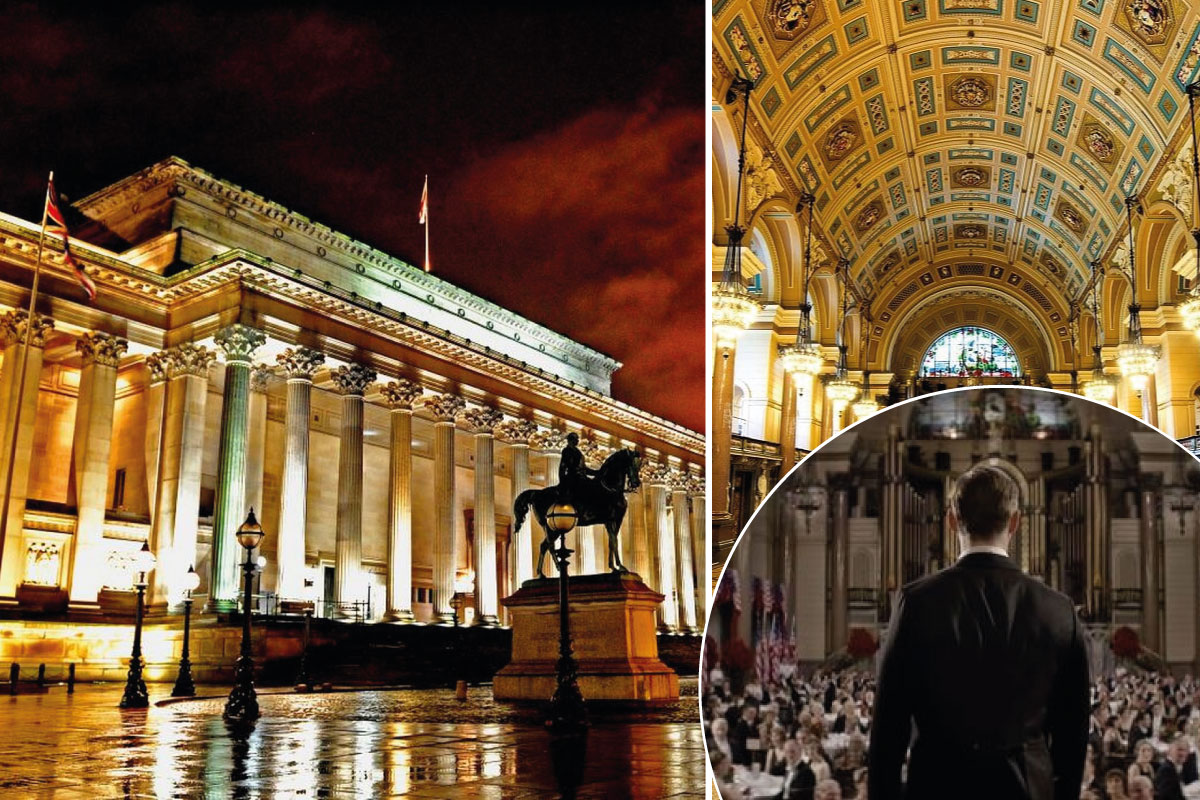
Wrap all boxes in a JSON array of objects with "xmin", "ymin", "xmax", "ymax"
[{"xmin": 733, "ymin": 765, "xmax": 784, "ymax": 799}]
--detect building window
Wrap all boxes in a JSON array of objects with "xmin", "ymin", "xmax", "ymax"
[
  {"xmin": 920, "ymin": 327, "xmax": 1021, "ymax": 378},
  {"xmin": 112, "ymin": 468, "xmax": 126, "ymax": 510}
]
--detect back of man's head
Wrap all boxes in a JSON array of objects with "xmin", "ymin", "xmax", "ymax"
[{"xmin": 952, "ymin": 465, "xmax": 1019, "ymax": 541}]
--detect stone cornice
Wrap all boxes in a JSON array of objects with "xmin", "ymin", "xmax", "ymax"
[{"xmin": 72, "ymin": 157, "xmax": 620, "ymax": 376}]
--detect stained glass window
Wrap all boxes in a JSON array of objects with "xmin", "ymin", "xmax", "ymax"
[{"xmin": 920, "ymin": 327, "xmax": 1021, "ymax": 377}]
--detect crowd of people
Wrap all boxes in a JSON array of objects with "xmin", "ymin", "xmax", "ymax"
[{"xmin": 702, "ymin": 665, "xmax": 1200, "ymax": 799}]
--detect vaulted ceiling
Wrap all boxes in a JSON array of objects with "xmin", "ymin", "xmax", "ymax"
[{"xmin": 713, "ymin": 0, "xmax": 1197, "ymax": 372}]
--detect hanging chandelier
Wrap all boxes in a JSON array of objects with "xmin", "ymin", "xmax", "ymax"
[
  {"xmin": 1114, "ymin": 196, "xmax": 1159, "ymax": 392},
  {"xmin": 1082, "ymin": 262, "xmax": 1118, "ymax": 404},
  {"xmin": 778, "ymin": 192, "xmax": 824, "ymax": 377},
  {"xmin": 1178, "ymin": 81, "xmax": 1200, "ymax": 336},
  {"xmin": 849, "ymin": 300, "xmax": 879, "ymax": 419},
  {"xmin": 712, "ymin": 74, "xmax": 762, "ymax": 347},
  {"xmin": 826, "ymin": 259, "xmax": 860, "ymax": 409}
]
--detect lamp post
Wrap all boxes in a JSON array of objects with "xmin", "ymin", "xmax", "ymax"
[
  {"xmin": 171, "ymin": 565, "xmax": 201, "ymax": 697},
  {"xmin": 224, "ymin": 508, "xmax": 264, "ymax": 723},
  {"xmin": 545, "ymin": 502, "xmax": 587, "ymax": 732},
  {"xmin": 119, "ymin": 541, "xmax": 156, "ymax": 709}
]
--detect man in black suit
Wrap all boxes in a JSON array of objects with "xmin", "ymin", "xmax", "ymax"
[
  {"xmin": 775, "ymin": 739, "xmax": 816, "ymax": 800},
  {"xmin": 1154, "ymin": 735, "xmax": 1192, "ymax": 800},
  {"xmin": 868, "ymin": 464, "xmax": 1090, "ymax": 800}
]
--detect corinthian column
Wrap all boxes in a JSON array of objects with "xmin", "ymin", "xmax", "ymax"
[
  {"xmin": 144, "ymin": 356, "xmax": 167, "ymax": 519},
  {"xmin": 331, "ymin": 362, "xmax": 376, "ymax": 606},
  {"xmin": 421, "ymin": 392, "xmax": 465, "ymax": 623},
  {"xmin": 643, "ymin": 461, "xmax": 678, "ymax": 631},
  {"xmin": 68, "ymin": 333, "xmax": 128, "ymax": 606},
  {"xmin": 530, "ymin": 428, "xmax": 567, "ymax": 574},
  {"xmin": 209, "ymin": 324, "xmax": 267, "ymax": 610},
  {"xmin": 243, "ymin": 366, "xmax": 271, "ymax": 529},
  {"xmin": 779, "ymin": 371, "xmax": 798, "ymax": 477},
  {"xmin": 497, "ymin": 419, "xmax": 537, "ymax": 588},
  {"xmin": 460, "ymin": 404, "xmax": 503, "ymax": 627},
  {"xmin": 688, "ymin": 473, "xmax": 707, "ymax": 625},
  {"xmin": 671, "ymin": 470, "xmax": 698, "ymax": 632},
  {"xmin": 150, "ymin": 343, "xmax": 215, "ymax": 607},
  {"xmin": 0, "ymin": 311, "xmax": 54, "ymax": 598},
  {"xmin": 381, "ymin": 379, "xmax": 422, "ymax": 621},
  {"xmin": 274, "ymin": 347, "xmax": 324, "ymax": 600},
  {"xmin": 628, "ymin": 485, "xmax": 650, "ymax": 580}
]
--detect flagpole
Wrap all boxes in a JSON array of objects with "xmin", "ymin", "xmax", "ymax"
[
  {"xmin": 424, "ymin": 174, "xmax": 430, "ymax": 273},
  {"xmin": 0, "ymin": 171, "xmax": 53, "ymax": 583}
]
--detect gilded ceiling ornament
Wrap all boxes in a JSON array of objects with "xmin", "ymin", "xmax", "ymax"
[
  {"xmin": 949, "ymin": 76, "xmax": 993, "ymax": 109},
  {"xmin": 823, "ymin": 119, "xmax": 860, "ymax": 162},
  {"xmin": 1076, "ymin": 118, "xmax": 1122, "ymax": 170},
  {"xmin": 767, "ymin": 0, "xmax": 818, "ymax": 36},
  {"xmin": 954, "ymin": 224, "xmax": 987, "ymax": 240},
  {"xmin": 1055, "ymin": 200, "xmax": 1084, "ymax": 233},
  {"xmin": 854, "ymin": 200, "xmax": 884, "ymax": 232},
  {"xmin": 873, "ymin": 250, "xmax": 901, "ymax": 279},
  {"xmin": 1127, "ymin": 0, "xmax": 1170, "ymax": 40},
  {"xmin": 76, "ymin": 332, "xmax": 128, "ymax": 368},
  {"xmin": 952, "ymin": 167, "xmax": 990, "ymax": 188},
  {"xmin": 1157, "ymin": 140, "xmax": 1193, "ymax": 220}
]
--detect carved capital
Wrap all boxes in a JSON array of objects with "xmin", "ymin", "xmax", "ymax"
[
  {"xmin": 330, "ymin": 363, "xmax": 377, "ymax": 396},
  {"xmin": 76, "ymin": 332, "xmax": 128, "ymax": 368},
  {"xmin": 381, "ymin": 378, "xmax": 423, "ymax": 410},
  {"xmin": 668, "ymin": 467, "xmax": 690, "ymax": 492},
  {"xmin": 419, "ymin": 392, "xmax": 466, "ymax": 422},
  {"xmin": 529, "ymin": 427, "xmax": 568, "ymax": 452},
  {"xmin": 458, "ymin": 405, "xmax": 504, "ymax": 434},
  {"xmin": 0, "ymin": 311, "xmax": 55, "ymax": 349},
  {"xmin": 214, "ymin": 324, "xmax": 266, "ymax": 363},
  {"xmin": 495, "ymin": 418, "xmax": 539, "ymax": 445},
  {"xmin": 579, "ymin": 437, "xmax": 611, "ymax": 468},
  {"xmin": 639, "ymin": 461, "xmax": 672, "ymax": 487},
  {"xmin": 687, "ymin": 473, "xmax": 706, "ymax": 497},
  {"xmin": 250, "ymin": 364, "xmax": 272, "ymax": 393},
  {"xmin": 145, "ymin": 352, "xmax": 169, "ymax": 384},
  {"xmin": 162, "ymin": 343, "xmax": 216, "ymax": 379},
  {"xmin": 276, "ymin": 346, "xmax": 325, "ymax": 380}
]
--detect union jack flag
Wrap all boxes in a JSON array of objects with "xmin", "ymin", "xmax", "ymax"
[{"xmin": 46, "ymin": 178, "xmax": 95, "ymax": 301}]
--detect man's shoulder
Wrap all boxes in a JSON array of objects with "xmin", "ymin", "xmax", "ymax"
[{"xmin": 901, "ymin": 562, "xmax": 1077, "ymax": 613}]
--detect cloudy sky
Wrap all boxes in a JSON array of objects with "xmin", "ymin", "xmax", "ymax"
[{"xmin": 0, "ymin": 2, "xmax": 704, "ymax": 432}]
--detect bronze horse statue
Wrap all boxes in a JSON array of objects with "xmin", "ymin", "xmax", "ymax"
[{"xmin": 513, "ymin": 448, "xmax": 642, "ymax": 578}]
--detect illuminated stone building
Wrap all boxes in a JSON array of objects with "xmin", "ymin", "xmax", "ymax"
[
  {"xmin": 0, "ymin": 158, "xmax": 705, "ymax": 634},
  {"xmin": 721, "ymin": 390, "xmax": 1200, "ymax": 674},
  {"xmin": 711, "ymin": 1, "xmax": 1200, "ymax": 561}
]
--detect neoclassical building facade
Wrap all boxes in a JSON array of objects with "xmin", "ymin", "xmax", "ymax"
[
  {"xmin": 712, "ymin": 0, "xmax": 1200, "ymax": 564},
  {"xmin": 0, "ymin": 158, "xmax": 705, "ymax": 632}
]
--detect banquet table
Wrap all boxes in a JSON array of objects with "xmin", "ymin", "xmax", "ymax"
[{"xmin": 732, "ymin": 765, "xmax": 784, "ymax": 799}]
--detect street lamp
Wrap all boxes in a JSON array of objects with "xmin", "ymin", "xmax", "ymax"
[
  {"xmin": 171, "ymin": 565, "xmax": 201, "ymax": 697},
  {"xmin": 544, "ymin": 502, "xmax": 587, "ymax": 732},
  {"xmin": 119, "ymin": 541, "xmax": 156, "ymax": 709},
  {"xmin": 224, "ymin": 508, "xmax": 264, "ymax": 723}
]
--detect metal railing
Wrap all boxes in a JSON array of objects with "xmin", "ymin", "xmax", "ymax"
[
  {"xmin": 1177, "ymin": 436, "xmax": 1200, "ymax": 456},
  {"xmin": 240, "ymin": 594, "xmax": 373, "ymax": 623}
]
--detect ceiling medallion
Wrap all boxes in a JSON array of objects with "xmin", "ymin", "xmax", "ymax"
[
  {"xmin": 1055, "ymin": 200, "xmax": 1084, "ymax": 233},
  {"xmin": 855, "ymin": 200, "xmax": 884, "ymax": 232},
  {"xmin": 824, "ymin": 120, "xmax": 859, "ymax": 162},
  {"xmin": 1081, "ymin": 123, "xmax": 1116, "ymax": 162},
  {"xmin": 1126, "ymin": 0, "xmax": 1171, "ymax": 42},
  {"xmin": 954, "ymin": 224, "xmax": 987, "ymax": 240},
  {"xmin": 767, "ymin": 0, "xmax": 819, "ymax": 37},
  {"xmin": 952, "ymin": 167, "xmax": 990, "ymax": 188},
  {"xmin": 874, "ymin": 250, "xmax": 901, "ymax": 279},
  {"xmin": 949, "ymin": 76, "xmax": 993, "ymax": 108}
]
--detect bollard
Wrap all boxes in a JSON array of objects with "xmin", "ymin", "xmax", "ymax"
[
  {"xmin": 36, "ymin": 664, "xmax": 45, "ymax": 689},
  {"xmin": 455, "ymin": 680, "xmax": 468, "ymax": 702},
  {"xmin": 9, "ymin": 663, "xmax": 18, "ymax": 695},
  {"xmin": 67, "ymin": 663, "xmax": 75, "ymax": 694}
]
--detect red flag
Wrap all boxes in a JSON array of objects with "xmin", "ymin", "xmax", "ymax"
[{"xmin": 46, "ymin": 179, "xmax": 95, "ymax": 302}]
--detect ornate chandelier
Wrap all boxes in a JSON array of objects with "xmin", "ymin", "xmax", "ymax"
[
  {"xmin": 778, "ymin": 193, "xmax": 824, "ymax": 377},
  {"xmin": 849, "ymin": 300, "xmax": 879, "ymax": 419},
  {"xmin": 1114, "ymin": 196, "xmax": 1158, "ymax": 392},
  {"xmin": 826, "ymin": 260, "xmax": 859, "ymax": 410},
  {"xmin": 712, "ymin": 74, "xmax": 762, "ymax": 347},
  {"xmin": 1179, "ymin": 81, "xmax": 1200, "ymax": 337},
  {"xmin": 1082, "ymin": 261, "xmax": 1118, "ymax": 404}
]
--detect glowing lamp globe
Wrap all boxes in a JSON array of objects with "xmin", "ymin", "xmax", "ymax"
[
  {"xmin": 1181, "ymin": 293, "xmax": 1200, "ymax": 338},
  {"xmin": 778, "ymin": 342, "xmax": 824, "ymax": 377},
  {"xmin": 825, "ymin": 377, "xmax": 860, "ymax": 408},
  {"xmin": 851, "ymin": 397, "xmax": 880, "ymax": 420},
  {"xmin": 236, "ymin": 508, "xmax": 265, "ymax": 551},
  {"xmin": 1082, "ymin": 373, "xmax": 1118, "ymax": 405},
  {"xmin": 1116, "ymin": 342, "xmax": 1158, "ymax": 392},
  {"xmin": 711, "ymin": 286, "xmax": 761, "ymax": 346},
  {"xmin": 181, "ymin": 564, "xmax": 201, "ymax": 595},
  {"xmin": 545, "ymin": 503, "xmax": 578, "ymax": 535},
  {"xmin": 133, "ymin": 541, "xmax": 156, "ymax": 578}
]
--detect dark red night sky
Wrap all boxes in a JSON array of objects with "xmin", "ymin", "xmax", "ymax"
[{"xmin": 0, "ymin": 2, "xmax": 704, "ymax": 432}]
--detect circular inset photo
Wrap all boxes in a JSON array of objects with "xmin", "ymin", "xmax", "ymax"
[{"xmin": 702, "ymin": 388, "xmax": 1200, "ymax": 800}]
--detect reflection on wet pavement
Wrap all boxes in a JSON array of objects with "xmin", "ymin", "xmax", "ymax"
[{"xmin": 0, "ymin": 684, "xmax": 705, "ymax": 799}]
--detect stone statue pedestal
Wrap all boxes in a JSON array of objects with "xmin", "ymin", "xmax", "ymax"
[{"xmin": 493, "ymin": 571, "xmax": 680, "ymax": 703}]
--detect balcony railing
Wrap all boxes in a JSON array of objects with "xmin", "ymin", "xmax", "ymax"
[{"xmin": 240, "ymin": 594, "xmax": 374, "ymax": 623}]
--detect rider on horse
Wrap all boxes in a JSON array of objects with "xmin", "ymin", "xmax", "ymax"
[{"xmin": 558, "ymin": 433, "xmax": 597, "ymax": 502}]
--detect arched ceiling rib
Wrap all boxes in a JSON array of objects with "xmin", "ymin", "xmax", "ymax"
[{"xmin": 713, "ymin": 0, "xmax": 1193, "ymax": 312}]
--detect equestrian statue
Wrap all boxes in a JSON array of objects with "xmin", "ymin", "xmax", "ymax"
[{"xmin": 513, "ymin": 433, "xmax": 642, "ymax": 578}]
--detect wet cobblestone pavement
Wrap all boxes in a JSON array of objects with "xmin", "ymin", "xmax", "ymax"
[{"xmin": 0, "ymin": 681, "xmax": 705, "ymax": 799}]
